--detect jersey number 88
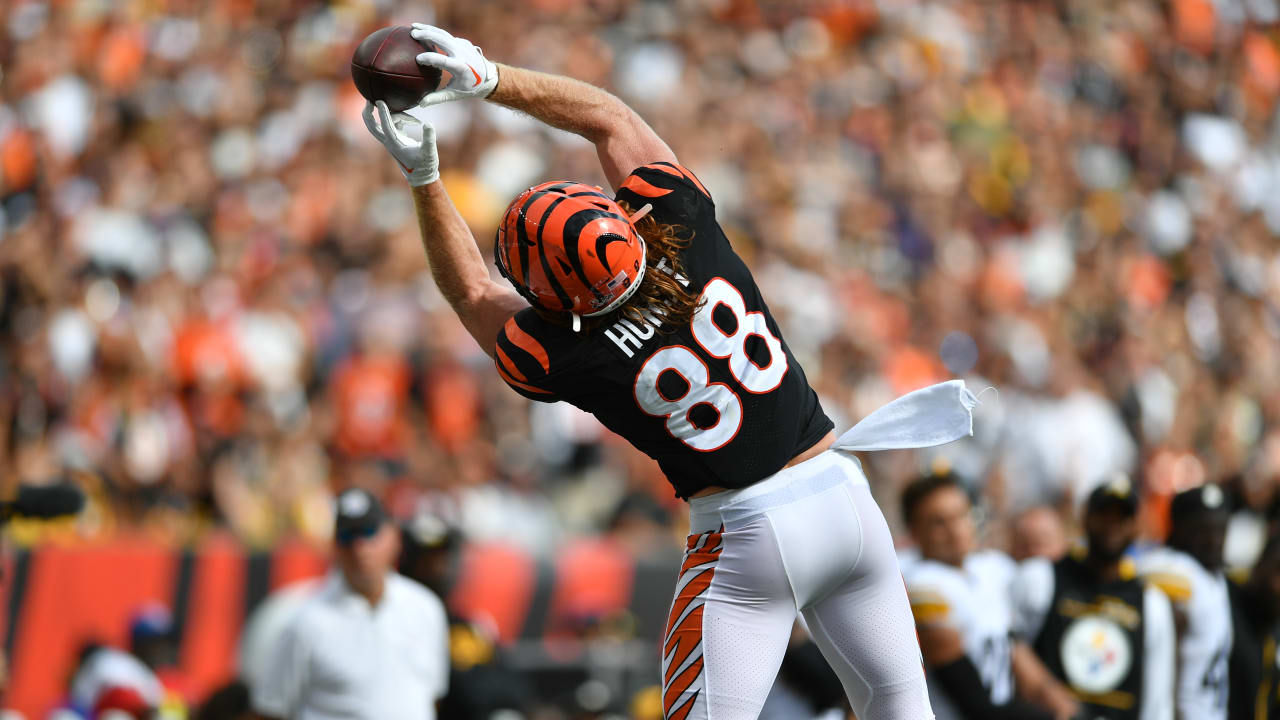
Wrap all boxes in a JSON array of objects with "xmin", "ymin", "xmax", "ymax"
[{"xmin": 633, "ymin": 278, "xmax": 787, "ymax": 451}]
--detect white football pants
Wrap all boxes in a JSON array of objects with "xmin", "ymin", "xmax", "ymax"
[{"xmin": 662, "ymin": 450, "xmax": 934, "ymax": 720}]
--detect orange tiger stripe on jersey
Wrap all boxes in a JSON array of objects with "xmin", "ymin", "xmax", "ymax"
[
  {"xmin": 644, "ymin": 162, "xmax": 684, "ymax": 179},
  {"xmin": 503, "ymin": 317, "xmax": 550, "ymax": 372},
  {"xmin": 495, "ymin": 346, "xmax": 528, "ymax": 382},
  {"xmin": 645, "ymin": 162, "xmax": 711, "ymax": 198},
  {"xmin": 620, "ymin": 173, "xmax": 674, "ymax": 198},
  {"xmin": 496, "ymin": 362, "xmax": 552, "ymax": 395}
]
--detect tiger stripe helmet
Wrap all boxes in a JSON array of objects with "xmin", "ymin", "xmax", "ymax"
[{"xmin": 494, "ymin": 181, "xmax": 647, "ymax": 323}]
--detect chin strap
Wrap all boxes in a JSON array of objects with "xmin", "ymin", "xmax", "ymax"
[
  {"xmin": 628, "ymin": 203, "xmax": 653, "ymax": 223},
  {"xmin": 571, "ymin": 312, "xmax": 582, "ymax": 333}
]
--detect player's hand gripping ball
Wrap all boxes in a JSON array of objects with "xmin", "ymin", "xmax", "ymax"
[
  {"xmin": 362, "ymin": 101, "xmax": 440, "ymax": 188},
  {"xmin": 351, "ymin": 26, "xmax": 443, "ymax": 112},
  {"xmin": 408, "ymin": 24, "xmax": 500, "ymax": 106}
]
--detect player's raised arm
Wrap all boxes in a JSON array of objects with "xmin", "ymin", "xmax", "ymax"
[
  {"xmin": 362, "ymin": 101, "xmax": 526, "ymax": 355},
  {"xmin": 409, "ymin": 24, "xmax": 676, "ymax": 191},
  {"xmin": 486, "ymin": 65, "xmax": 676, "ymax": 191}
]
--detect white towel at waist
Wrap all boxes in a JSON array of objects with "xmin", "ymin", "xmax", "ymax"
[{"xmin": 832, "ymin": 379, "xmax": 981, "ymax": 453}]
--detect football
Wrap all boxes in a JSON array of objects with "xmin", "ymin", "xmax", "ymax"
[{"xmin": 351, "ymin": 26, "xmax": 443, "ymax": 113}]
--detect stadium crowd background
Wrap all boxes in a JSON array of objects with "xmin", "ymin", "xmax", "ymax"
[{"xmin": 1, "ymin": 0, "xmax": 1280, "ymax": 717}]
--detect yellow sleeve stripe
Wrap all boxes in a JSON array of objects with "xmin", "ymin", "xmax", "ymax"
[
  {"xmin": 908, "ymin": 589, "xmax": 951, "ymax": 624},
  {"xmin": 1144, "ymin": 572, "xmax": 1192, "ymax": 602},
  {"xmin": 911, "ymin": 602, "xmax": 950, "ymax": 624}
]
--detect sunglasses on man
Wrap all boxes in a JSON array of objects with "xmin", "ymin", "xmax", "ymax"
[{"xmin": 336, "ymin": 523, "xmax": 381, "ymax": 546}]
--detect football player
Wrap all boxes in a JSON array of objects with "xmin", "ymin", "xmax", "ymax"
[
  {"xmin": 1011, "ymin": 476, "xmax": 1175, "ymax": 720},
  {"xmin": 1227, "ymin": 530, "xmax": 1280, "ymax": 720},
  {"xmin": 1138, "ymin": 484, "xmax": 1233, "ymax": 720},
  {"xmin": 900, "ymin": 473, "xmax": 1080, "ymax": 720},
  {"xmin": 362, "ymin": 23, "xmax": 955, "ymax": 720}
]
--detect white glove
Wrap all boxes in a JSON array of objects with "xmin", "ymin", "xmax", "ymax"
[
  {"xmin": 410, "ymin": 24, "xmax": 499, "ymax": 106},
  {"xmin": 362, "ymin": 100, "xmax": 440, "ymax": 187}
]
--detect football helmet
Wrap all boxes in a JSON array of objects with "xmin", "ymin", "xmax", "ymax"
[{"xmin": 494, "ymin": 181, "xmax": 647, "ymax": 329}]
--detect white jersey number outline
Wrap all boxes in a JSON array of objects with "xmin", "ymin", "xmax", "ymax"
[
  {"xmin": 691, "ymin": 278, "xmax": 787, "ymax": 393},
  {"xmin": 633, "ymin": 278, "xmax": 787, "ymax": 451}
]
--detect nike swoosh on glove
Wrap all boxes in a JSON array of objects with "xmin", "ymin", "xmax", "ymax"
[
  {"xmin": 410, "ymin": 24, "xmax": 499, "ymax": 107},
  {"xmin": 362, "ymin": 100, "xmax": 440, "ymax": 187}
]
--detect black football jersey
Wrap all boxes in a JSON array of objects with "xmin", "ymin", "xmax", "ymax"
[{"xmin": 493, "ymin": 161, "xmax": 833, "ymax": 499}]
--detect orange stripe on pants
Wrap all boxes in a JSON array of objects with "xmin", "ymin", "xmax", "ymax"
[{"xmin": 662, "ymin": 527, "xmax": 722, "ymax": 719}]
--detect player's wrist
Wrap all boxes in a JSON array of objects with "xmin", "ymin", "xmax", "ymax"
[
  {"xmin": 486, "ymin": 63, "xmax": 517, "ymax": 105},
  {"xmin": 403, "ymin": 147, "xmax": 440, "ymax": 187},
  {"xmin": 482, "ymin": 60, "xmax": 501, "ymax": 99},
  {"xmin": 406, "ymin": 165, "xmax": 440, "ymax": 188}
]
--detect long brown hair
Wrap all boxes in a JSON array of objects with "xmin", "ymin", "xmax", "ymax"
[
  {"xmin": 535, "ymin": 201, "xmax": 702, "ymax": 333},
  {"xmin": 610, "ymin": 200, "xmax": 702, "ymax": 332}
]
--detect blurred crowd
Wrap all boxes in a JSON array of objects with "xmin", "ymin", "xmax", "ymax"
[
  {"xmin": 2, "ymin": 0, "xmax": 1280, "ymax": 657},
  {"xmin": 5, "ymin": 0, "xmax": 1280, "ymax": 717}
]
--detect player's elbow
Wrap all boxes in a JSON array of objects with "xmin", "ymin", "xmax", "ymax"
[
  {"xmin": 452, "ymin": 282, "xmax": 525, "ymax": 355},
  {"xmin": 585, "ymin": 102, "xmax": 656, "ymax": 149},
  {"xmin": 449, "ymin": 287, "xmax": 496, "ymax": 331},
  {"xmin": 571, "ymin": 91, "xmax": 629, "ymax": 141},
  {"xmin": 591, "ymin": 114, "xmax": 677, "ymax": 188},
  {"xmin": 455, "ymin": 280, "xmax": 508, "ymax": 315}
]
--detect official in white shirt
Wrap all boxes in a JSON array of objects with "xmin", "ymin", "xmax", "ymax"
[{"xmin": 251, "ymin": 488, "xmax": 449, "ymax": 720}]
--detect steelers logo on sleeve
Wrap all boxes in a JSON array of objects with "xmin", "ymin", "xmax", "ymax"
[{"xmin": 1060, "ymin": 615, "xmax": 1134, "ymax": 694}]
